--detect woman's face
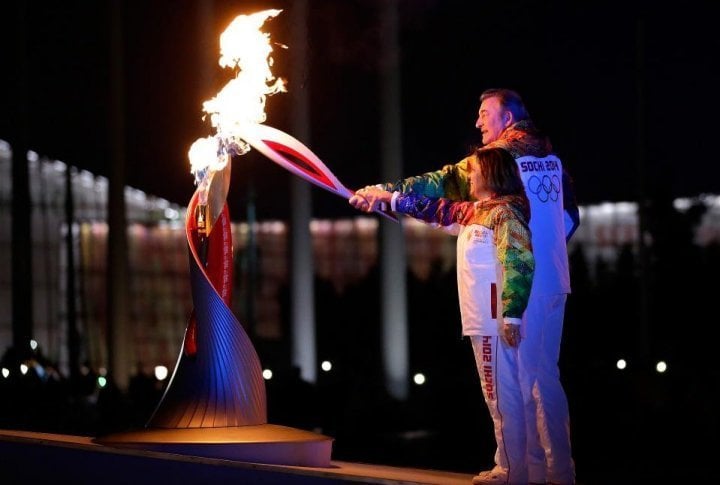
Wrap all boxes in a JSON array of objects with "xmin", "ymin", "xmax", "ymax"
[{"xmin": 469, "ymin": 160, "xmax": 492, "ymax": 200}]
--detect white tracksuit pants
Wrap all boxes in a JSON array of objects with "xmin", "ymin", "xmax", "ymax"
[
  {"xmin": 519, "ymin": 293, "xmax": 575, "ymax": 484},
  {"xmin": 471, "ymin": 335, "xmax": 528, "ymax": 484}
]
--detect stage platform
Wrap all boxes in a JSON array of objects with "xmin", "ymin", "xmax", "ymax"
[{"xmin": 0, "ymin": 429, "xmax": 475, "ymax": 484}]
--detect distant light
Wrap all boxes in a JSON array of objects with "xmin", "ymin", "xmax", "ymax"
[
  {"xmin": 20, "ymin": 364, "xmax": 28, "ymax": 375},
  {"xmin": 98, "ymin": 376, "xmax": 107, "ymax": 388},
  {"xmin": 30, "ymin": 339, "xmax": 38, "ymax": 351},
  {"xmin": 656, "ymin": 361, "xmax": 667, "ymax": 373},
  {"xmin": 80, "ymin": 170, "xmax": 95, "ymax": 187},
  {"xmin": 98, "ymin": 367, "xmax": 107, "ymax": 376},
  {"xmin": 262, "ymin": 369, "xmax": 273, "ymax": 380},
  {"xmin": 80, "ymin": 365, "xmax": 90, "ymax": 376},
  {"xmin": 154, "ymin": 365, "xmax": 168, "ymax": 381},
  {"xmin": 321, "ymin": 360, "xmax": 332, "ymax": 372},
  {"xmin": 164, "ymin": 207, "xmax": 180, "ymax": 220},
  {"xmin": 53, "ymin": 160, "xmax": 66, "ymax": 172},
  {"xmin": 599, "ymin": 202, "xmax": 615, "ymax": 216},
  {"xmin": 413, "ymin": 373, "xmax": 426, "ymax": 385},
  {"xmin": 616, "ymin": 359, "xmax": 627, "ymax": 370},
  {"xmin": 2, "ymin": 368, "xmax": 9, "ymax": 378},
  {"xmin": 334, "ymin": 220, "xmax": 354, "ymax": 235},
  {"xmin": 35, "ymin": 365, "xmax": 46, "ymax": 380},
  {"xmin": 268, "ymin": 221, "xmax": 285, "ymax": 234},
  {"xmin": 673, "ymin": 197, "xmax": 692, "ymax": 211}
]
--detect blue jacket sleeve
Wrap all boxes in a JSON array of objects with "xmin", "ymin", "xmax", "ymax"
[{"xmin": 562, "ymin": 168, "xmax": 580, "ymax": 241}]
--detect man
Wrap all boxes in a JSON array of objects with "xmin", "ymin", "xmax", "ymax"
[{"xmin": 353, "ymin": 88, "xmax": 579, "ymax": 485}]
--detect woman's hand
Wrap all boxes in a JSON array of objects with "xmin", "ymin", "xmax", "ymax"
[{"xmin": 501, "ymin": 323, "xmax": 522, "ymax": 347}]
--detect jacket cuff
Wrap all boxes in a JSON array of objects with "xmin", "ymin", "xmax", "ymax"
[{"xmin": 390, "ymin": 191, "xmax": 401, "ymax": 212}]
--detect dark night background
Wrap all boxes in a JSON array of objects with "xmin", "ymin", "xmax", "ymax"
[
  {"xmin": 2, "ymin": 1, "xmax": 720, "ymax": 483},
  {"xmin": 3, "ymin": 0, "xmax": 720, "ymax": 218}
]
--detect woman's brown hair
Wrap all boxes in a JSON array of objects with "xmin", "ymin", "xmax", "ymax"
[{"xmin": 473, "ymin": 147, "xmax": 525, "ymax": 197}]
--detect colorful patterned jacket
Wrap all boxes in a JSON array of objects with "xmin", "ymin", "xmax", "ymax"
[
  {"xmin": 382, "ymin": 120, "xmax": 580, "ymax": 240},
  {"xmin": 393, "ymin": 193, "xmax": 534, "ymax": 322}
]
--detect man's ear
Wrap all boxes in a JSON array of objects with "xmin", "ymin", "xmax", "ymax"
[{"xmin": 503, "ymin": 110, "xmax": 514, "ymax": 128}]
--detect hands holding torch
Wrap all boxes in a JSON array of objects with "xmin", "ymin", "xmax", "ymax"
[{"xmin": 349, "ymin": 186, "xmax": 393, "ymax": 214}]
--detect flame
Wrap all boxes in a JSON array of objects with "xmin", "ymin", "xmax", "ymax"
[
  {"xmin": 189, "ymin": 9, "xmax": 286, "ymax": 187},
  {"xmin": 188, "ymin": 136, "xmax": 224, "ymax": 194}
]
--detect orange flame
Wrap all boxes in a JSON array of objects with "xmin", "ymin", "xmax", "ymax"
[{"xmin": 189, "ymin": 9, "xmax": 286, "ymax": 185}]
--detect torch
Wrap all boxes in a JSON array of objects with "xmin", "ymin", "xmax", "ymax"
[
  {"xmin": 183, "ymin": 8, "xmax": 399, "ymax": 356},
  {"xmin": 235, "ymin": 122, "xmax": 398, "ymax": 222},
  {"xmin": 194, "ymin": 9, "xmax": 396, "ymax": 222}
]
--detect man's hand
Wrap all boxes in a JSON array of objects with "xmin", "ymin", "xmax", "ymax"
[
  {"xmin": 349, "ymin": 186, "xmax": 392, "ymax": 213},
  {"xmin": 501, "ymin": 323, "xmax": 522, "ymax": 347},
  {"xmin": 349, "ymin": 193, "xmax": 371, "ymax": 212}
]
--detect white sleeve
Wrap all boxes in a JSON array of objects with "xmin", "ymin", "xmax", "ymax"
[{"xmin": 390, "ymin": 191, "xmax": 401, "ymax": 212}]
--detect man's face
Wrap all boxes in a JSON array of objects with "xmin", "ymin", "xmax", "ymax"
[{"xmin": 475, "ymin": 96, "xmax": 511, "ymax": 145}]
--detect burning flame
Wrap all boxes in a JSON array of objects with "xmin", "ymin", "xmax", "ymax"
[{"xmin": 188, "ymin": 9, "xmax": 286, "ymax": 196}]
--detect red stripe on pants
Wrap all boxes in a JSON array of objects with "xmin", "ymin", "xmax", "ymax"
[{"xmin": 491, "ymin": 283, "xmax": 497, "ymax": 319}]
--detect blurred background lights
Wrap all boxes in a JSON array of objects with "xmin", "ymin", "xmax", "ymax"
[
  {"xmin": 30, "ymin": 339, "xmax": 38, "ymax": 351},
  {"xmin": 262, "ymin": 369, "xmax": 273, "ymax": 380},
  {"xmin": 2, "ymin": 368, "xmax": 9, "ymax": 378},
  {"xmin": 616, "ymin": 359, "xmax": 627, "ymax": 370},
  {"xmin": 97, "ymin": 376, "xmax": 107, "ymax": 388},
  {"xmin": 321, "ymin": 360, "xmax": 332, "ymax": 372},
  {"xmin": 20, "ymin": 364, "xmax": 28, "ymax": 375},
  {"xmin": 154, "ymin": 365, "xmax": 168, "ymax": 381},
  {"xmin": 413, "ymin": 373, "xmax": 426, "ymax": 385},
  {"xmin": 98, "ymin": 367, "xmax": 107, "ymax": 376},
  {"xmin": 164, "ymin": 207, "xmax": 180, "ymax": 219},
  {"xmin": 656, "ymin": 361, "xmax": 667, "ymax": 373}
]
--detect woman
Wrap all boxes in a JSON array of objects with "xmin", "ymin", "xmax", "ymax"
[{"xmin": 351, "ymin": 147, "xmax": 535, "ymax": 485}]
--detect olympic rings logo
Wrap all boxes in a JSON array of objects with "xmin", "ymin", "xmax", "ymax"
[{"xmin": 527, "ymin": 174, "xmax": 560, "ymax": 202}]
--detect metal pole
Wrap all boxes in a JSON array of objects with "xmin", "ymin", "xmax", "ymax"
[
  {"xmin": 10, "ymin": 0, "xmax": 33, "ymax": 362},
  {"xmin": 289, "ymin": 0, "xmax": 317, "ymax": 384},
  {"xmin": 107, "ymin": 0, "xmax": 130, "ymax": 388},
  {"xmin": 379, "ymin": 0, "xmax": 408, "ymax": 400},
  {"xmin": 65, "ymin": 165, "xmax": 80, "ymax": 382},
  {"xmin": 635, "ymin": 13, "xmax": 650, "ymax": 364}
]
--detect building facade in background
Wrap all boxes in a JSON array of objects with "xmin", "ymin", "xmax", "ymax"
[{"xmin": 1, "ymin": 140, "xmax": 719, "ymax": 385}]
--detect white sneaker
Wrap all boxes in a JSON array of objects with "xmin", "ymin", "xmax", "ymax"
[{"xmin": 472, "ymin": 466, "xmax": 507, "ymax": 485}]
